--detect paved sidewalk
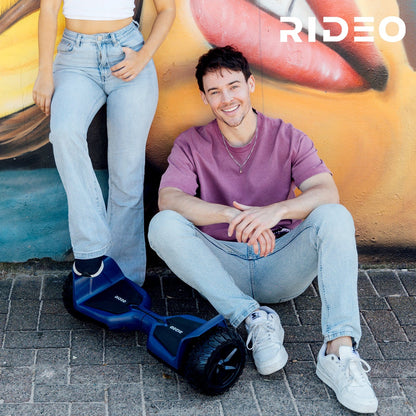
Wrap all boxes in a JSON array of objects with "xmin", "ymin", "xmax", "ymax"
[{"xmin": 0, "ymin": 260, "xmax": 416, "ymax": 416}]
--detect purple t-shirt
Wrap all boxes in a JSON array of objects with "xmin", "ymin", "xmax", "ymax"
[{"xmin": 160, "ymin": 112, "xmax": 330, "ymax": 241}]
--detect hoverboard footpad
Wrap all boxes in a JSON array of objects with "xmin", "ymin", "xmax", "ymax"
[
  {"xmin": 153, "ymin": 316, "xmax": 203, "ymax": 356},
  {"xmin": 83, "ymin": 279, "xmax": 145, "ymax": 314}
]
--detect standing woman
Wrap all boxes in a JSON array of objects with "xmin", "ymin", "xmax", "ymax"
[{"xmin": 32, "ymin": 0, "xmax": 175, "ymax": 284}]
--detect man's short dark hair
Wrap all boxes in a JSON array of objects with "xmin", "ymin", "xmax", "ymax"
[{"xmin": 195, "ymin": 45, "xmax": 252, "ymax": 92}]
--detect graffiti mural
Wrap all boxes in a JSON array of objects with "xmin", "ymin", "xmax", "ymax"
[{"xmin": 0, "ymin": 0, "xmax": 415, "ymax": 261}]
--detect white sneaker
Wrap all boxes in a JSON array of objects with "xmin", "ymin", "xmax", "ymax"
[
  {"xmin": 316, "ymin": 344, "xmax": 378, "ymax": 414},
  {"xmin": 245, "ymin": 306, "xmax": 288, "ymax": 375}
]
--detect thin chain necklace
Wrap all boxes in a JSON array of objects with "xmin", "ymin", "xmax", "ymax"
[{"xmin": 221, "ymin": 125, "xmax": 258, "ymax": 174}]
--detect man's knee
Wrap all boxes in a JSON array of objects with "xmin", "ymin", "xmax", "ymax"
[
  {"xmin": 309, "ymin": 204, "xmax": 355, "ymax": 235},
  {"xmin": 148, "ymin": 210, "xmax": 191, "ymax": 249}
]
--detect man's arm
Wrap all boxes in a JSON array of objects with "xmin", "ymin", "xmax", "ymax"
[
  {"xmin": 158, "ymin": 187, "xmax": 276, "ymax": 256},
  {"xmin": 159, "ymin": 187, "xmax": 239, "ymax": 226},
  {"xmin": 229, "ymin": 172, "xmax": 339, "ymax": 246}
]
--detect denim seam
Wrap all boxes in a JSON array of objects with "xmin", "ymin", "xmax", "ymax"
[
  {"xmin": 311, "ymin": 221, "xmax": 332, "ymax": 338},
  {"xmin": 249, "ymin": 254, "xmax": 255, "ymax": 298},
  {"xmin": 73, "ymin": 241, "xmax": 111, "ymax": 259},
  {"xmin": 230, "ymin": 302, "xmax": 259, "ymax": 328},
  {"xmin": 267, "ymin": 226, "xmax": 314, "ymax": 257},
  {"xmin": 324, "ymin": 331, "xmax": 359, "ymax": 347},
  {"xmin": 196, "ymin": 229, "xmax": 249, "ymax": 259}
]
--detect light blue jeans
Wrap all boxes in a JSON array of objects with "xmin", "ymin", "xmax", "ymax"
[
  {"xmin": 50, "ymin": 22, "xmax": 158, "ymax": 284},
  {"xmin": 148, "ymin": 204, "xmax": 362, "ymax": 345}
]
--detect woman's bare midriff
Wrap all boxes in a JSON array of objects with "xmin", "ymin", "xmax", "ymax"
[{"xmin": 65, "ymin": 17, "xmax": 133, "ymax": 34}]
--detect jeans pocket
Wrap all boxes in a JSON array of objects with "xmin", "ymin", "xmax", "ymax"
[
  {"xmin": 57, "ymin": 38, "xmax": 76, "ymax": 54},
  {"xmin": 108, "ymin": 33, "xmax": 144, "ymax": 67},
  {"xmin": 119, "ymin": 30, "xmax": 144, "ymax": 52}
]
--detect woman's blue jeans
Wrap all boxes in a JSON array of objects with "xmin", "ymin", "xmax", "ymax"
[
  {"xmin": 50, "ymin": 22, "xmax": 158, "ymax": 284},
  {"xmin": 148, "ymin": 204, "xmax": 362, "ymax": 345}
]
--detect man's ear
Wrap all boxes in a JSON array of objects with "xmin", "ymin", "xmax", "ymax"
[
  {"xmin": 248, "ymin": 75, "xmax": 255, "ymax": 93},
  {"xmin": 200, "ymin": 90, "xmax": 208, "ymax": 104}
]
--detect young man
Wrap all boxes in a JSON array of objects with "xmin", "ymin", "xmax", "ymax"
[{"xmin": 148, "ymin": 46, "xmax": 377, "ymax": 414}]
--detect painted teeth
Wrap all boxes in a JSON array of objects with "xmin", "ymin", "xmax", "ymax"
[{"xmin": 254, "ymin": 0, "xmax": 324, "ymax": 35}]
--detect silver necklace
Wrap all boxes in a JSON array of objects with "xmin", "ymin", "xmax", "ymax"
[{"xmin": 221, "ymin": 127, "xmax": 258, "ymax": 174}]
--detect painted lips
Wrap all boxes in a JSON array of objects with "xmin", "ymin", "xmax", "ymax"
[{"xmin": 190, "ymin": 0, "xmax": 389, "ymax": 92}]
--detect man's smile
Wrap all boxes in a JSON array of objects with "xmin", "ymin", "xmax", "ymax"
[{"xmin": 222, "ymin": 105, "xmax": 240, "ymax": 113}]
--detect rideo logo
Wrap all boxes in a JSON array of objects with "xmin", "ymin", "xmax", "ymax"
[
  {"xmin": 169, "ymin": 325, "xmax": 184, "ymax": 334},
  {"xmin": 114, "ymin": 295, "xmax": 127, "ymax": 303},
  {"xmin": 280, "ymin": 16, "xmax": 406, "ymax": 43}
]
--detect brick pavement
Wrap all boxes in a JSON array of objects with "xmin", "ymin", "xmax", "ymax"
[{"xmin": 0, "ymin": 261, "xmax": 415, "ymax": 416}]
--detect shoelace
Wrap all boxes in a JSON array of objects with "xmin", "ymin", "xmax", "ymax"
[
  {"xmin": 343, "ymin": 355, "xmax": 372, "ymax": 385},
  {"xmin": 246, "ymin": 314, "xmax": 278, "ymax": 351}
]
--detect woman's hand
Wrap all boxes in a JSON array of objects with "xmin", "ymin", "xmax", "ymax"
[
  {"xmin": 111, "ymin": 0, "xmax": 175, "ymax": 81},
  {"xmin": 111, "ymin": 47, "xmax": 151, "ymax": 81},
  {"xmin": 32, "ymin": 72, "xmax": 54, "ymax": 116},
  {"xmin": 33, "ymin": 0, "xmax": 61, "ymax": 116}
]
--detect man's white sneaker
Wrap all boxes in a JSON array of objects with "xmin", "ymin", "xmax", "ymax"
[
  {"xmin": 316, "ymin": 344, "xmax": 378, "ymax": 414},
  {"xmin": 245, "ymin": 306, "xmax": 288, "ymax": 375}
]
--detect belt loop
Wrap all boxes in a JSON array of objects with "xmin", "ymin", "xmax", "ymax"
[
  {"xmin": 76, "ymin": 34, "xmax": 82, "ymax": 47},
  {"xmin": 132, "ymin": 20, "xmax": 140, "ymax": 29},
  {"xmin": 110, "ymin": 32, "xmax": 117, "ymax": 46}
]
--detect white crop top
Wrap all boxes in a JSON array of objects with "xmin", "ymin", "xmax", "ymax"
[{"xmin": 63, "ymin": 0, "xmax": 135, "ymax": 21}]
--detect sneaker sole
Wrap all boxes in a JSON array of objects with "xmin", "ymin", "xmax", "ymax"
[
  {"xmin": 316, "ymin": 364, "xmax": 378, "ymax": 414},
  {"xmin": 256, "ymin": 348, "xmax": 288, "ymax": 376}
]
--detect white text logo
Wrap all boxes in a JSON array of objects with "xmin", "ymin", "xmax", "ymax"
[
  {"xmin": 114, "ymin": 295, "xmax": 127, "ymax": 303},
  {"xmin": 169, "ymin": 325, "xmax": 183, "ymax": 334},
  {"xmin": 280, "ymin": 16, "xmax": 406, "ymax": 43}
]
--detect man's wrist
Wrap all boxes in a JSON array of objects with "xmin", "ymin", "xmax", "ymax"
[
  {"xmin": 223, "ymin": 206, "xmax": 240, "ymax": 223},
  {"xmin": 272, "ymin": 201, "xmax": 289, "ymax": 222}
]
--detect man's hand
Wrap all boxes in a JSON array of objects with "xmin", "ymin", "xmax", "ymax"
[
  {"xmin": 111, "ymin": 47, "xmax": 150, "ymax": 81},
  {"xmin": 250, "ymin": 228, "xmax": 276, "ymax": 257},
  {"xmin": 159, "ymin": 188, "xmax": 278, "ymax": 257},
  {"xmin": 228, "ymin": 201, "xmax": 283, "ymax": 256},
  {"xmin": 229, "ymin": 201, "xmax": 282, "ymax": 240}
]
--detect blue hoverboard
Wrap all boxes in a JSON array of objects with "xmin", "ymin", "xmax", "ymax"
[{"xmin": 62, "ymin": 256, "xmax": 245, "ymax": 394}]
